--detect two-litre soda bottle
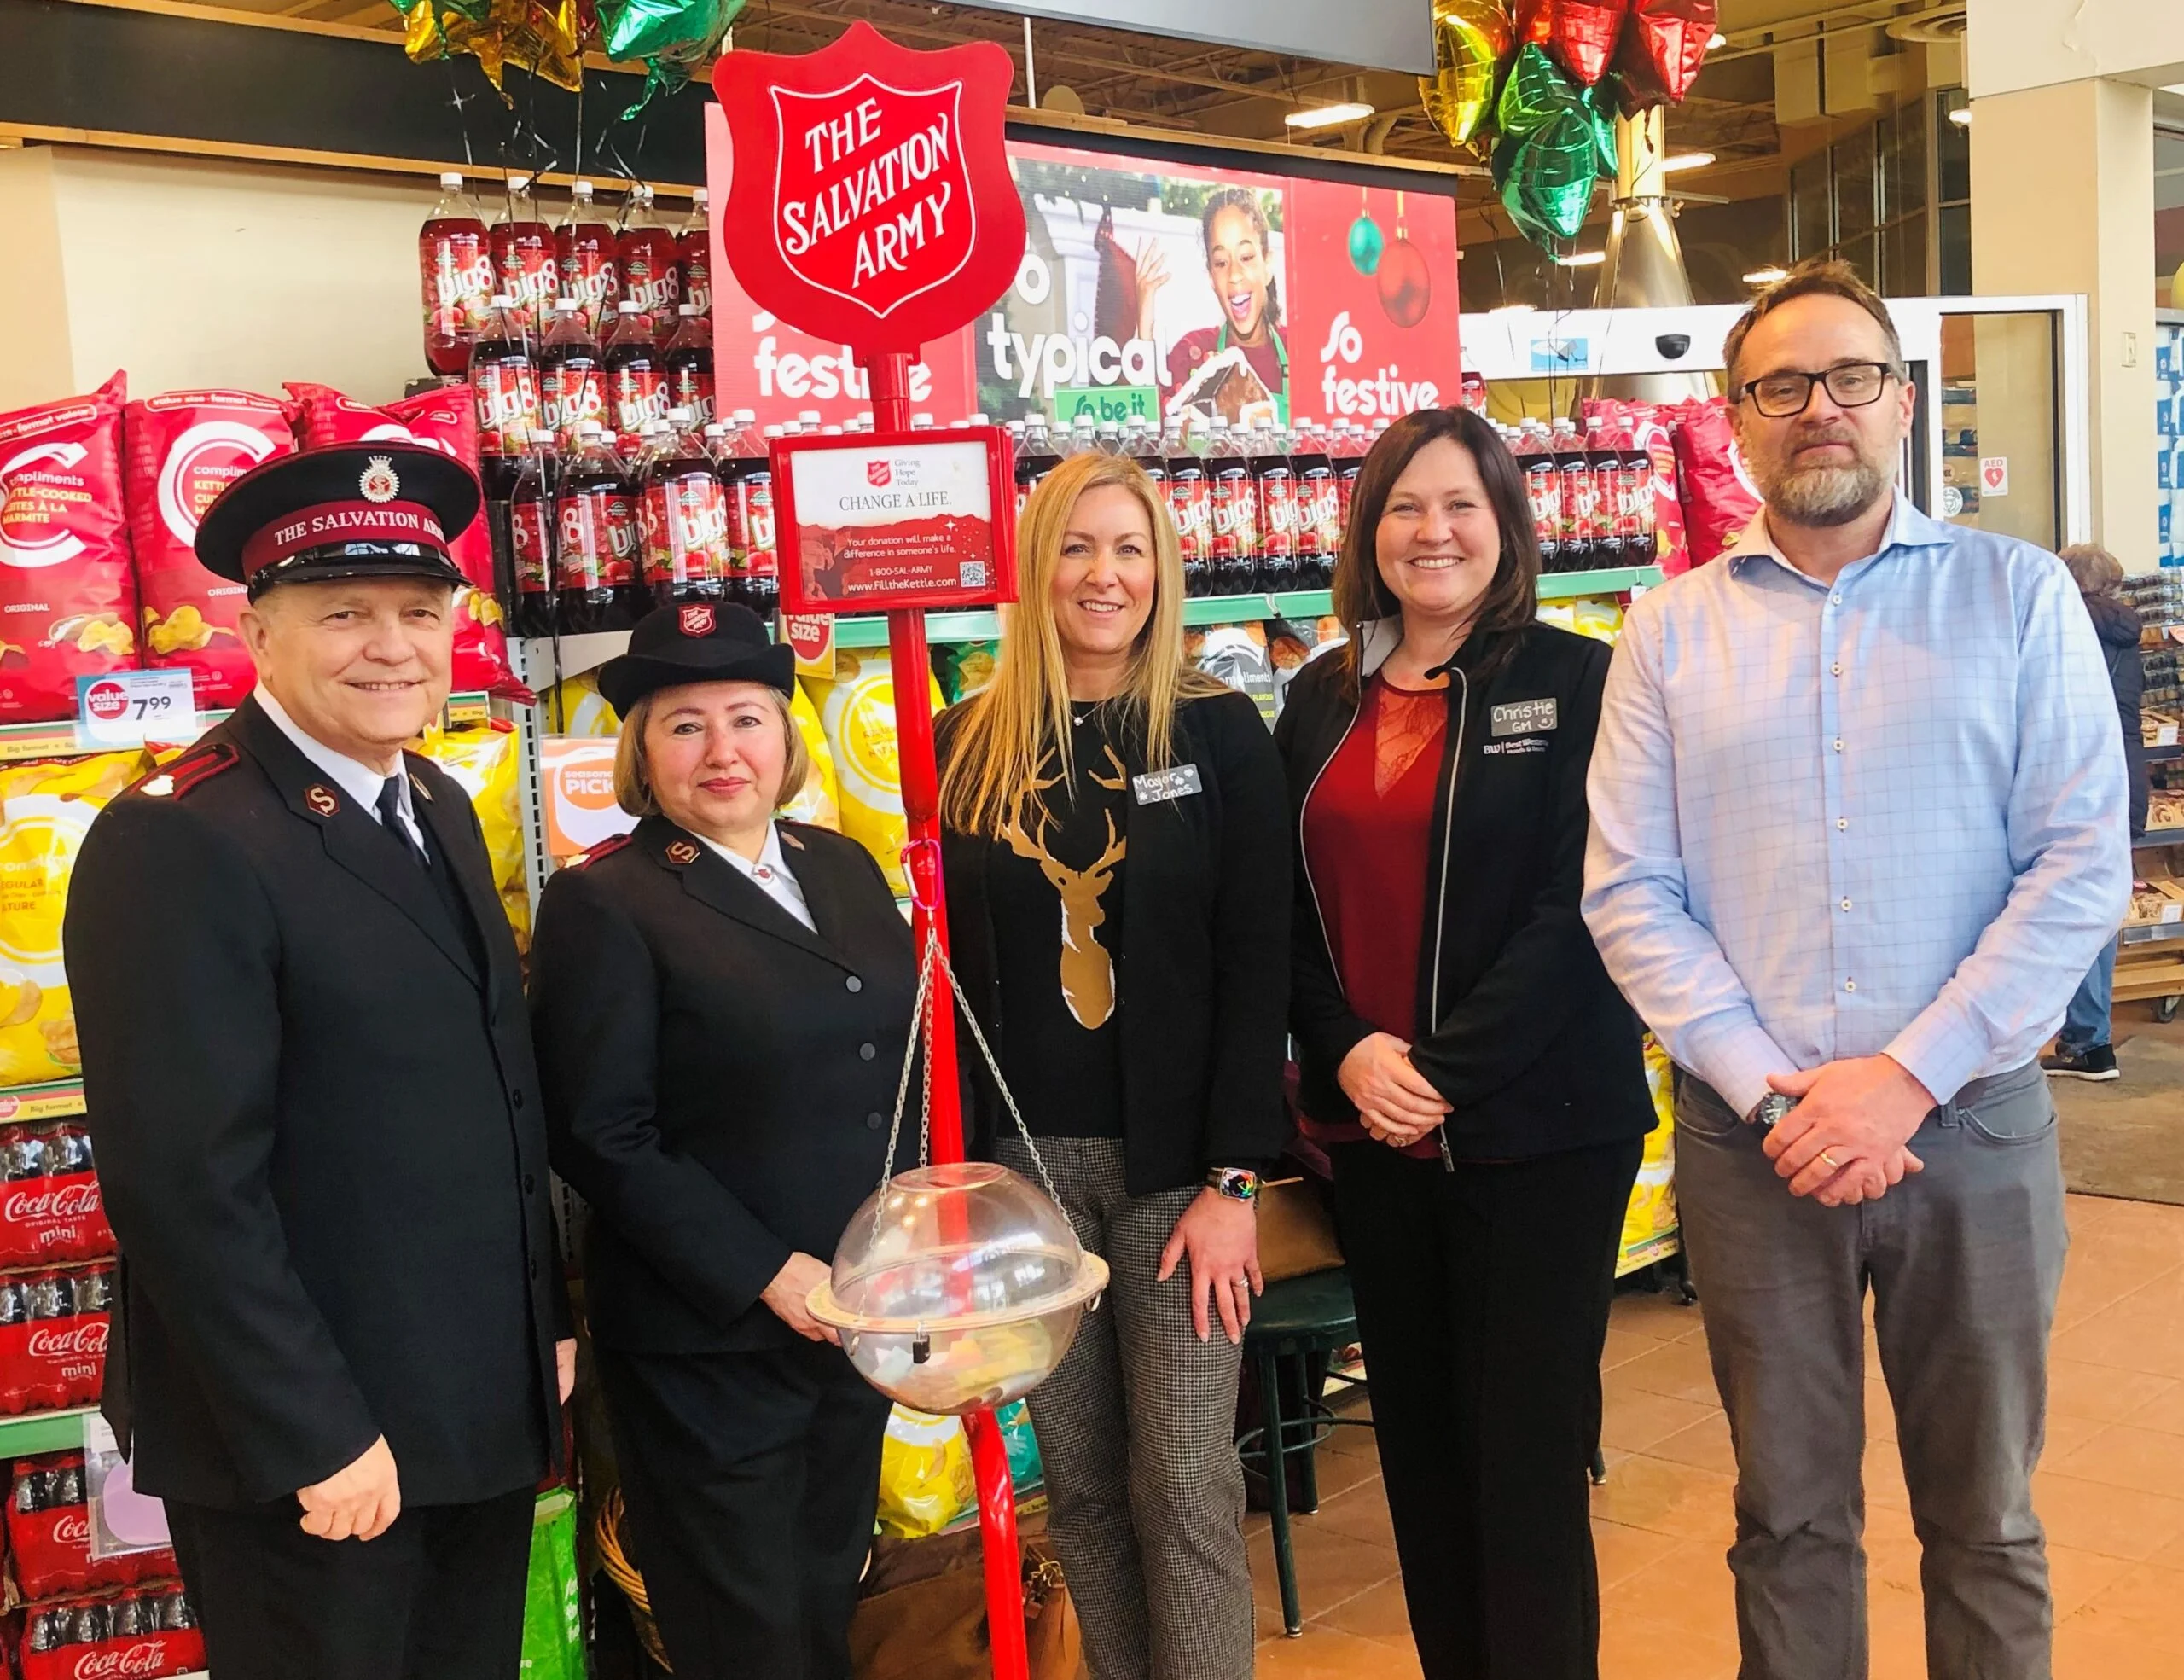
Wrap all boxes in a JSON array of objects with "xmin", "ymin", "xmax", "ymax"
[
  {"xmin": 1167, "ymin": 418, "xmax": 1211, "ymax": 596},
  {"xmin": 555, "ymin": 179, "xmax": 619, "ymax": 334},
  {"xmin": 1015, "ymin": 414, "xmax": 1060, "ymax": 517},
  {"xmin": 1293, "ymin": 424, "xmax": 1338, "ymax": 591},
  {"xmin": 1585, "ymin": 416, "xmax": 1625, "ymax": 567},
  {"xmin": 1514, "ymin": 424, "xmax": 1561, "ymax": 568},
  {"xmin": 1552, "ymin": 419, "xmax": 1594, "ymax": 572},
  {"xmin": 607, "ymin": 299, "xmax": 668, "ymax": 439},
  {"xmin": 419, "ymin": 171, "xmax": 494, "ymax": 377},
  {"xmin": 677, "ymin": 187, "xmax": 712, "ymax": 319},
  {"xmin": 735, "ymin": 422, "xmax": 781, "ymax": 618},
  {"xmin": 556, "ymin": 423, "xmax": 645, "ymax": 633},
  {"xmin": 1205, "ymin": 417, "xmax": 1259, "ymax": 595},
  {"xmin": 470, "ymin": 294, "xmax": 542, "ymax": 497},
  {"xmin": 508, "ymin": 430, "xmax": 559, "ymax": 637},
  {"xmin": 539, "ymin": 299, "xmax": 604, "ymax": 452},
  {"xmin": 644, "ymin": 409, "xmax": 729, "ymax": 608},
  {"xmin": 1129, "ymin": 420, "xmax": 1168, "ymax": 492},
  {"xmin": 1331, "ymin": 421, "xmax": 1368, "ymax": 535},
  {"xmin": 1252, "ymin": 426, "xmax": 1301, "ymax": 593},
  {"xmin": 619, "ymin": 184, "xmax": 682, "ymax": 346},
  {"xmin": 491, "ymin": 175, "xmax": 556, "ymax": 338},
  {"xmin": 666, "ymin": 304, "xmax": 715, "ymax": 426}
]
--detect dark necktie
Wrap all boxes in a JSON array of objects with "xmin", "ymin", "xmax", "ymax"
[{"xmin": 376, "ymin": 776, "xmax": 429, "ymax": 869}]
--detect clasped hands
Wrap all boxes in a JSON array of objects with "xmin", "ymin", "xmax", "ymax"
[
  {"xmin": 1758, "ymin": 1055, "xmax": 1932, "ymax": 1208},
  {"xmin": 1337, "ymin": 1032, "xmax": 1451, "ymax": 1148}
]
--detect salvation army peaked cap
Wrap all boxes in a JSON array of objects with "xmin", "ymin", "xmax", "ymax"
[
  {"xmin": 195, "ymin": 442, "xmax": 479, "ymax": 596},
  {"xmin": 596, "ymin": 602, "xmax": 796, "ymax": 715}
]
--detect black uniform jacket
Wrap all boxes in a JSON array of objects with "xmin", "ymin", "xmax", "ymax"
[
  {"xmin": 937, "ymin": 688, "xmax": 1293, "ymax": 1196},
  {"xmin": 62, "ymin": 699, "xmax": 568, "ymax": 1510},
  {"xmin": 1275, "ymin": 619, "xmax": 1656, "ymax": 1161},
  {"xmin": 530, "ymin": 817, "xmax": 916, "ymax": 1354}
]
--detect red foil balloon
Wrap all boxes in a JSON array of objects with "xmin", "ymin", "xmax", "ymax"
[
  {"xmin": 1514, "ymin": 0, "xmax": 1630, "ymax": 88},
  {"xmin": 1614, "ymin": 0, "xmax": 1716, "ymax": 109}
]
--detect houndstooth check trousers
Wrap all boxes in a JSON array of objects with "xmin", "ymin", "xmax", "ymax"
[{"xmin": 997, "ymin": 1135, "xmax": 1256, "ymax": 1680}]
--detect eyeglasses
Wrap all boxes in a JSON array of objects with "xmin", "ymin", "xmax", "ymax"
[{"xmin": 1736, "ymin": 362, "xmax": 1900, "ymax": 419}]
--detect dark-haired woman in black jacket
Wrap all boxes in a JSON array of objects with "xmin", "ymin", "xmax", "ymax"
[{"xmin": 1273, "ymin": 407, "xmax": 1655, "ymax": 1680}]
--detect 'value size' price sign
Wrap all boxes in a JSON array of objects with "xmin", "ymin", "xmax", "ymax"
[{"xmin": 74, "ymin": 671, "xmax": 199, "ymax": 751}]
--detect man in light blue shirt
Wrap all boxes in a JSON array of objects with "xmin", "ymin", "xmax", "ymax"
[{"xmin": 1583, "ymin": 260, "xmax": 2129, "ymax": 1679}]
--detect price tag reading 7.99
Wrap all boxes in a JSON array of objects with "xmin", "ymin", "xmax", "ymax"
[{"xmin": 74, "ymin": 671, "xmax": 200, "ymax": 751}]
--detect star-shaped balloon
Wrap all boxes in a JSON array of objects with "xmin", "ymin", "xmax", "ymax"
[
  {"xmin": 1514, "ymin": 0, "xmax": 1630, "ymax": 89},
  {"xmin": 1418, "ymin": 0, "xmax": 1514, "ymax": 149},
  {"xmin": 397, "ymin": 0, "xmax": 581, "ymax": 93},
  {"xmin": 1607, "ymin": 0, "xmax": 1718, "ymax": 113},
  {"xmin": 1492, "ymin": 44, "xmax": 1608, "ymax": 247}
]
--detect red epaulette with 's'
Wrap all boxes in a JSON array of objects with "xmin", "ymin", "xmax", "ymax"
[{"xmin": 132, "ymin": 742, "xmax": 239, "ymax": 802}]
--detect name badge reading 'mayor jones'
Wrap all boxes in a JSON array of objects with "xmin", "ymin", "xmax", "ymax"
[{"xmin": 1133, "ymin": 765, "xmax": 1203, "ymax": 805}]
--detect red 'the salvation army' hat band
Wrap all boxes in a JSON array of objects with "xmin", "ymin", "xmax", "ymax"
[{"xmin": 237, "ymin": 500, "xmax": 450, "ymax": 580}]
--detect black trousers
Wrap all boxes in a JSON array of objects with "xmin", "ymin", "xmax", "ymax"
[
  {"xmin": 165, "ymin": 1485, "xmax": 534, "ymax": 1680},
  {"xmin": 598, "ymin": 1338, "xmax": 892, "ymax": 1680},
  {"xmin": 1329, "ymin": 1136, "xmax": 1642, "ymax": 1680}
]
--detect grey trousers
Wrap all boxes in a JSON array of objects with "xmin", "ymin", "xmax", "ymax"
[
  {"xmin": 996, "ymin": 1135, "xmax": 1254, "ymax": 1680},
  {"xmin": 1674, "ymin": 1061, "xmax": 2068, "ymax": 1680}
]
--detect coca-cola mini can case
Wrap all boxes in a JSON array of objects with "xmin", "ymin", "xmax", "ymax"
[
  {"xmin": 0, "ymin": 1125, "xmax": 112, "ymax": 1270},
  {"xmin": 0, "ymin": 1264, "xmax": 110, "ymax": 1417},
  {"xmin": 11, "ymin": 1581, "xmax": 203, "ymax": 1680}
]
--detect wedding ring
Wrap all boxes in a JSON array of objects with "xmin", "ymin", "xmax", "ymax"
[{"xmin": 1821, "ymin": 1148, "xmax": 1843, "ymax": 1170}]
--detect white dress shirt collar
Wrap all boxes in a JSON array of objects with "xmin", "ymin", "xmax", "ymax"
[
  {"xmin": 697, "ymin": 822, "xmax": 816, "ymax": 933},
  {"xmin": 1726, "ymin": 492, "xmax": 1954, "ymax": 584},
  {"xmin": 253, "ymin": 684, "xmax": 421, "ymax": 841}
]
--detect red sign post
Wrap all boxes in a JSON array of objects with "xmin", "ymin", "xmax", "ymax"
[{"xmin": 713, "ymin": 23, "xmax": 1032, "ymax": 1679}]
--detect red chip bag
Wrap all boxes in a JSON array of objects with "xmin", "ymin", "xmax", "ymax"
[
  {"xmin": 125, "ymin": 389, "xmax": 294, "ymax": 710},
  {"xmin": 0, "ymin": 374, "xmax": 140, "ymax": 724},
  {"xmin": 1668, "ymin": 397, "xmax": 1761, "ymax": 567},
  {"xmin": 284, "ymin": 382, "xmax": 526, "ymax": 702}
]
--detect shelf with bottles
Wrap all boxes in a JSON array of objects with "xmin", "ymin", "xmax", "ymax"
[{"xmin": 0, "ymin": 695, "xmax": 491, "ymax": 769}]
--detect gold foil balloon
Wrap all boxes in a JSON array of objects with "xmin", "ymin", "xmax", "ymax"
[{"xmin": 1419, "ymin": 0, "xmax": 1516, "ymax": 148}]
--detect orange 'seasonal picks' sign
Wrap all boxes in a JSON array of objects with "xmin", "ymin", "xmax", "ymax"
[{"xmin": 712, "ymin": 20, "xmax": 1026, "ymax": 354}]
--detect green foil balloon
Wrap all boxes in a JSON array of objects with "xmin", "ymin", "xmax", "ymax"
[
  {"xmin": 1495, "ymin": 42, "xmax": 1576, "ymax": 139},
  {"xmin": 1348, "ymin": 213, "xmax": 1386, "ymax": 276},
  {"xmin": 1419, "ymin": 0, "xmax": 1514, "ymax": 148},
  {"xmin": 1491, "ymin": 44, "xmax": 1602, "ymax": 248},
  {"xmin": 599, "ymin": 0, "xmax": 738, "ymax": 67}
]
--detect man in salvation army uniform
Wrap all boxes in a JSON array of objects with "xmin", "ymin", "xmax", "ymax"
[{"xmin": 62, "ymin": 443, "xmax": 573, "ymax": 1680}]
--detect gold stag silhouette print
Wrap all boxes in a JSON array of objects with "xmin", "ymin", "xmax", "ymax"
[{"xmin": 998, "ymin": 746, "xmax": 1130, "ymax": 1029}]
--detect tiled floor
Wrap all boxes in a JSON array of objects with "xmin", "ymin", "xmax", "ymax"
[{"xmin": 1245, "ymin": 1191, "xmax": 2184, "ymax": 1679}]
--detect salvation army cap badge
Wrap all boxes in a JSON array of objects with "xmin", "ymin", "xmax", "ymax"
[
  {"xmin": 679, "ymin": 605, "xmax": 717, "ymax": 637},
  {"xmin": 359, "ymin": 456, "xmax": 401, "ymax": 504}
]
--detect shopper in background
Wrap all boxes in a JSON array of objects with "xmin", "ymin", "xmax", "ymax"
[
  {"xmin": 63, "ymin": 445, "xmax": 573, "ymax": 1680},
  {"xmin": 529, "ymin": 603, "xmax": 914, "ymax": 1680},
  {"xmin": 2042, "ymin": 542, "xmax": 2150, "ymax": 1081},
  {"xmin": 937, "ymin": 450, "xmax": 1290, "ymax": 1680},
  {"xmin": 1584, "ymin": 259, "xmax": 2129, "ymax": 1680},
  {"xmin": 1275, "ymin": 407, "xmax": 1653, "ymax": 1680}
]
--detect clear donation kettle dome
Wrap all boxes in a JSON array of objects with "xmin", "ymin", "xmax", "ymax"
[{"xmin": 808, "ymin": 1161, "xmax": 1109, "ymax": 1415}]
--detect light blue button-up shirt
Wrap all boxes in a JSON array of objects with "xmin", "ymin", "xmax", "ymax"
[{"xmin": 1582, "ymin": 497, "xmax": 2130, "ymax": 1116}]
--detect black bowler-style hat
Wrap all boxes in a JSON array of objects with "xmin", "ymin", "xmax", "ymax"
[
  {"xmin": 596, "ymin": 602, "xmax": 797, "ymax": 716},
  {"xmin": 195, "ymin": 442, "xmax": 479, "ymax": 597}
]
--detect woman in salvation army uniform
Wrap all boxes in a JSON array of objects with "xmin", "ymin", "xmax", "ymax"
[{"xmin": 527, "ymin": 602, "xmax": 915, "ymax": 1680}]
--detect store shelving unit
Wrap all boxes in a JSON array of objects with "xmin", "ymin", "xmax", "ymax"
[
  {"xmin": 0, "ymin": 695, "xmax": 495, "ymax": 767},
  {"xmin": 0, "ymin": 1077, "xmax": 95, "ymax": 1456}
]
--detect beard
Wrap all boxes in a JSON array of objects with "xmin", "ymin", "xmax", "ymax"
[{"xmin": 1754, "ymin": 429, "xmax": 1893, "ymax": 529}]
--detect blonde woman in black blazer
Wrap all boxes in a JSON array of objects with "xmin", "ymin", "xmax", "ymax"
[{"xmin": 530, "ymin": 604, "xmax": 915, "ymax": 1680}]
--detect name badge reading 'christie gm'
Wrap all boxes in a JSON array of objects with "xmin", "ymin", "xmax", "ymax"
[
  {"xmin": 1490, "ymin": 699, "xmax": 1558, "ymax": 737},
  {"xmin": 1133, "ymin": 765, "xmax": 1203, "ymax": 805}
]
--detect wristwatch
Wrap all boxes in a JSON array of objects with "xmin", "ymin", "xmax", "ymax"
[
  {"xmin": 1748, "ymin": 1092, "xmax": 1799, "ymax": 1133},
  {"xmin": 1205, "ymin": 1167, "xmax": 1262, "ymax": 1202}
]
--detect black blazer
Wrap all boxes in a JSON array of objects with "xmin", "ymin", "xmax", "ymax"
[
  {"xmin": 938, "ymin": 689, "xmax": 1292, "ymax": 1196},
  {"xmin": 530, "ymin": 816, "xmax": 916, "ymax": 1354},
  {"xmin": 1275, "ymin": 621, "xmax": 1655, "ymax": 1160},
  {"xmin": 63, "ymin": 699, "xmax": 568, "ymax": 1509}
]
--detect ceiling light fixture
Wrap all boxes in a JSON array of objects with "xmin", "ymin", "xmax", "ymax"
[
  {"xmin": 1555, "ymin": 251, "xmax": 1607, "ymax": 267},
  {"xmin": 1486, "ymin": 303, "xmax": 1537, "ymax": 317},
  {"xmin": 1284, "ymin": 102, "xmax": 1374, "ymax": 130},
  {"xmin": 1743, "ymin": 266, "xmax": 1789, "ymax": 285},
  {"xmin": 1948, "ymin": 105, "xmax": 1972, "ymax": 126},
  {"xmin": 1709, "ymin": 32, "xmax": 1727, "ymax": 49},
  {"xmin": 1658, "ymin": 151, "xmax": 1716, "ymax": 172}
]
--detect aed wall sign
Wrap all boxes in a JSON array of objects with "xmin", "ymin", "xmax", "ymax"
[{"xmin": 713, "ymin": 21, "xmax": 1026, "ymax": 353}]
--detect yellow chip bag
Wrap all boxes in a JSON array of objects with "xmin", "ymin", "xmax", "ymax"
[
  {"xmin": 543, "ymin": 671, "xmax": 620, "ymax": 737},
  {"xmin": 874, "ymin": 1405, "xmax": 973, "ymax": 1538},
  {"xmin": 0, "ymin": 753, "xmax": 147, "ymax": 1087},
  {"xmin": 1618, "ymin": 1033, "xmax": 1681, "ymax": 1275},
  {"xmin": 780, "ymin": 681, "xmax": 842, "ymax": 834},
  {"xmin": 415, "ymin": 721, "xmax": 530, "ymax": 948},
  {"xmin": 804, "ymin": 650, "xmax": 942, "ymax": 896}
]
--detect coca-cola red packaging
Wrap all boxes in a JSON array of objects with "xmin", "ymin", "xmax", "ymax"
[
  {"xmin": 7, "ymin": 1453, "xmax": 175, "ymax": 1600},
  {"xmin": 1667, "ymin": 397, "xmax": 1762, "ymax": 567},
  {"xmin": 0, "ymin": 1264, "xmax": 110, "ymax": 1415},
  {"xmin": 124, "ymin": 389, "xmax": 294, "ymax": 711},
  {"xmin": 0, "ymin": 1124, "xmax": 112, "ymax": 1269},
  {"xmin": 0, "ymin": 375, "xmax": 141, "ymax": 724},
  {"xmin": 16, "ymin": 1582, "xmax": 203, "ymax": 1680},
  {"xmin": 282, "ymin": 383, "xmax": 528, "ymax": 702}
]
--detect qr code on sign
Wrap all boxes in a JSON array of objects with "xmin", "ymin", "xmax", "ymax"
[{"xmin": 958, "ymin": 561, "xmax": 989, "ymax": 588}]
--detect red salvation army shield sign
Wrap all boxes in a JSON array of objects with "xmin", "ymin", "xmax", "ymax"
[{"xmin": 713, "ymin": 20, "xmax": 1025, "ymax": 353}]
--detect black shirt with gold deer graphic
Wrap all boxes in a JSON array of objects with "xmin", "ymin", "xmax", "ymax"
[{"xmin": 989, "ymin": 702, "xmax": 1132, "ymax": 1138}]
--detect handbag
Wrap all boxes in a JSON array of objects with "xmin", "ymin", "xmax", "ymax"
[
  {"xmin": 851, "ymin": 1527, "xmax": 1081, "ymax": 1680},
  {"xmin": 1255, "ymin": 1175, "xmax": 1345, "ymax": 1282}
]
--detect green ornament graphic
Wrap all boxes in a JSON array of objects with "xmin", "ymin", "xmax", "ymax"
[{"xmin": 1348, "ymin": 213, "xmax": 1386, "ymax": 276}]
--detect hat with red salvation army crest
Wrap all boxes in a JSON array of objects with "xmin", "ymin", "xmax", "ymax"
[
  {"xmin": 596, "ymin": 602, "xmax": 794, "ymax": 715},
  {"xmin": 194, "ymin": 442, "xmax": 479, "ymax": 597}
]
